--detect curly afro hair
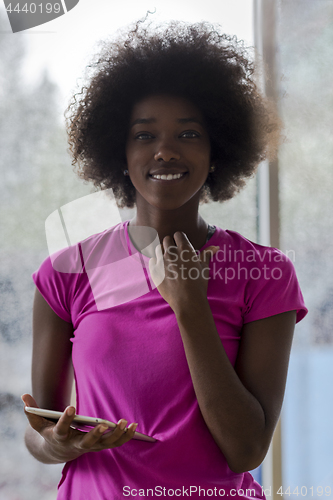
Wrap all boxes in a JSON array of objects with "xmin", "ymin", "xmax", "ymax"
[{"xmin": 65, "ymin": 13, "xmax": 281, "ymax": 209}]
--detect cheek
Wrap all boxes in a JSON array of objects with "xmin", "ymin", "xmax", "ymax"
[
  {"xmin": 126, "ymin": 146, "xmax": 148, "ymax": 167},
  {"xmin": 125, "ymin": 140, "xmax": 140, "ymax": 159},
  {"xmin": 191, "ymin": 142, "xmax": 210, "ymax": 162},
  {"xmin": 196, "ymin": 153, "xmax": 211, "ymax": 174}
]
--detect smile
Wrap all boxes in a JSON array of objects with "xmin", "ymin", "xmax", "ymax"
[{"xmin": 149, "ymin": 173, "xmax": 187, "ymax": 181}]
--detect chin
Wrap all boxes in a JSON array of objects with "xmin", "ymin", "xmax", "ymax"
[{"xmin": 151, "ymin": 201, "xmax": 187, "ymax": 211}]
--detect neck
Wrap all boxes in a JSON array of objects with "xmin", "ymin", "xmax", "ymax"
[{"xmin": 129, "ymin": 195, "xmax": 209, "ymax": 251}]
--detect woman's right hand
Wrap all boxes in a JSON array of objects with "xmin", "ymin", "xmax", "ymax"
[{"xmin": 22, "ymin": 394, "xmax": 138, "ymax": 463}]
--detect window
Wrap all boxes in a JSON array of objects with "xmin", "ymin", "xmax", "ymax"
[{"xmin": 0, "ymin": 2, "xmax": 262, "ymax": 498}]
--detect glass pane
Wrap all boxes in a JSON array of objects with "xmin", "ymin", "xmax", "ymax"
[
  {"xmin": 277, "ymin": 0, "xmax": 333, "ymax": 493},
  {"xmin": 199, "ymin": 176, "xmax": 257, "ymax": 241},
  {"xmin": 0, "ymin": 2, "xmax": 255, "ymax": 498},
  {"xmin": 0, "ymin": 13, "xmax": 93, "ymax": 500}
]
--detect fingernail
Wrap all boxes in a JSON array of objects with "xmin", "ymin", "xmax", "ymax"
[
  {"xmin": 67, "ymin": 407, "xmax": 75, "ymax": 417},
  {"xmin": 99, "ymin": 425, "xmax": 109, "ymax": 433},
  {"xmin": 132, "ymin": 423, "xmax": 138, "ymax": 431},
  {"xmin": 119, "ymin": 419, "xmax": 128, "ymax": 430}
]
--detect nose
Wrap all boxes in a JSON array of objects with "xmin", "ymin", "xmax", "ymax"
[{"xmin": 154, "ymin": 141, "xmax": 181, "ymax": 162}]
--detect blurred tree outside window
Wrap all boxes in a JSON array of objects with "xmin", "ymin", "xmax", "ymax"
[
  {"xmin": 277, "ymin": 0, "xmax": 333, "ymax": 493},
  {"xmin": 0, "ymin": 11, "xmax": 92, "ymax": 498},
  {"xmin": 8, "ymin": 0, "xmax": 333, "ymax": 495},
  {"xmin": 0, "ymin": 10, "xmax": 258, "ymax": 494}
]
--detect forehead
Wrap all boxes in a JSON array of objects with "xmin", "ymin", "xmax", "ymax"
[{"xmin": 129, "ymin": 94, "xmax": 205, "ymax": 122}]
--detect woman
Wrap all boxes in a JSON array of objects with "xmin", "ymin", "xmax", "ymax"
[{"xmin": 22, "ymin": 16, "xmax": 307, "ymax": 499}]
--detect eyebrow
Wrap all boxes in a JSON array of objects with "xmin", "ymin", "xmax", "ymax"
[{"xmin": 130, "ymin": 117, "xmax": 204, "ymax": 128}]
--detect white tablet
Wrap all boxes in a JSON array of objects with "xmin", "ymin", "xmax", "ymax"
[{"xmin": 25, "ymin": 407, "xmax": 156, "ymax": 443}]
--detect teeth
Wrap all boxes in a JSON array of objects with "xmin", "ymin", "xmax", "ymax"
[{"xmin": 151, "ymin": 173, "xmax": 185, "ymax": 180}]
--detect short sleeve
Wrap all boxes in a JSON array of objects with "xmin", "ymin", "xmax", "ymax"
[
  {"xmin": 32, "ymin": 249, "xmax": 80, "ymax": 323},
  {"xmin": 242, "ymin": 249, "xmax": 308, "ymax": 324}
]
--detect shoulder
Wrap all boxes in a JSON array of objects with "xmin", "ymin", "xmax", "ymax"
[
  {"xmin": 36, "ymin": 221, "xmax": 126, "ymax": 275},
  {"xmin": 211, "ymin": 227, "xmax": 307, "ymax": 324},
  {"xmin": 212, "ymin": 227, "xmax": 294, "ymax": 268},
  {"xmin": 32, "ymin": 222, "xmax": 126, "ymax": 321}
]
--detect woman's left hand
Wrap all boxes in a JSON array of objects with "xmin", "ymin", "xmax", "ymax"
[{"xmin": 149, "ymin": 231, "xmax": 219, "ymax": 314}]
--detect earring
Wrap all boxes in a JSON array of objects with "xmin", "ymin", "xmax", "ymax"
[
  {"xmin": 209, "ymin": 164, "xmax": 216, "ymax": 173},
  {"xmin": 123, "ymin": 169, "xmax": 129, "ymax": 176}
]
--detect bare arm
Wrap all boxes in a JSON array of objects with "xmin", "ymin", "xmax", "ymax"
[
  {"xmin": 31, "ymin": 286, "xmax": 74, "ymax": 411},
  {"xmin": 23, "ymin": 288, "xmax": 138, "ymax": 464},
  {"xmin": 175, "ymin": 303, "xmax": 296, "ymax": 473},
  {"xmin": 151, "ymin": 231, "xmax": 296, "ymax": 473}
]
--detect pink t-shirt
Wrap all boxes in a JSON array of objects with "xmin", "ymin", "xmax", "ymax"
[{"xmin": 32, "ymin": 221, "xmax": 307, "ymax": 500}]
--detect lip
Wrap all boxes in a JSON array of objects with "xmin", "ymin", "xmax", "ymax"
[
  {"xmin": 149, "ymin": 169, "xmax": 188, "ymax": 176},
  {"xmin": 149, "ymin": 172, "xmax": 188, "ymax": 182}
]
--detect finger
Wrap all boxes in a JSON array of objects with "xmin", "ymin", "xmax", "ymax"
[
  {"xmin": 173, "ymin": 231, "xmax": 190, "ymax": 247},
  {"xmin": 173, "ymin": 232, "xmax": 197, "ymax": 255},
  {"xmin": 126, "ymin": 422, "xmax": 139, "ymax": 439},
  {"xmin": 102, "ymin": 422, "xmax": 138, "ymax": 448},
  {"xmin": 21, "ymin": 394, "xmax": 49, "ymax": 433},
  {"xmin": 155, "ymin": 243, "xmax": 163, "ymax": 261},
  {"xmin": 21, "ymin": 393, "xmax": 38, "ymax": 408},
  {"xmin": 149, "ymin": 244, "xmax": 166, "ymax": 287},
  {"xmin": 77, "ymin": 423, "xmax": 112, "ymax": 450},
  {"xmin": 148, "ymin": 242, "xmax": 162, "ymax": 270},
  {"xmin": 173, "ymin": 232, "xmax": 201, "ymax": 265},
  {"xmin": 53, "ymin": 406, "xmax": 76, "ymax": 440},
  {"xmin": 99, "ymin": 419, "xmax": 129, "ymax": 445},
  {"xmin": 114, "ymin": 422, "xmax": 138, "ymax": 445},
  {"xmin": 162, "ymin": 235, "xmax": 176, "ymax": 255},
  {"xmin": 162, "ymin": 236, "xmax": 183, "ymax": 267}
]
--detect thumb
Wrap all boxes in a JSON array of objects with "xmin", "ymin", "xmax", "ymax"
[
  {"xmin": 199, "ymin": 245, "xmax": 220, "ymax": 264},
  {"xmin": 21, "ymin": 393, "xmax": 38, "ymax": 408},
  {"xmin": 148, "ymin": 244, "xmax": 165, "ymax": 288},
  {"xmin": 21, "ymin": 393, "xmax": 50, "ymax": 433}
]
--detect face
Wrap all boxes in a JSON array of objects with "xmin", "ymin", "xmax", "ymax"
[{"xmin": 125, "ymin": 94, "xmax": 211, "ymax": 212}]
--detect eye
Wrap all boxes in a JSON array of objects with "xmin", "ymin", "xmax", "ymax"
[
  {"xmin": 135, "ymin": 133, "xmax": 153, "ymax": 140},
  {"xmin": 134, "ymin": 131, "xmax": 200, "ymax": 140},
  {"xmin": 181, "ymin": 131, "xmax": 200, "ymax": 138}
]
